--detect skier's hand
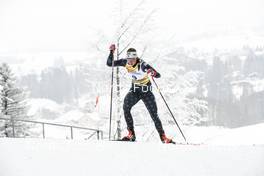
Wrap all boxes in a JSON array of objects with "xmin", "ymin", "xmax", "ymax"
[
  {"xmin": 109, "ymin": 44, "xmax": 116, "ymax": 52},
  {"xmin": 147, "ymin": 69, "xmax": 157, "ymax": 77}
]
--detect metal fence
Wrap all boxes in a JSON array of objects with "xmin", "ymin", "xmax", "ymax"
[{"xmin": 0, "ymin": 117, "xmax": 103, "ymax": 140}]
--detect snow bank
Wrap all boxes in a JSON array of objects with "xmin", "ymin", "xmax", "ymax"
[
  {"xmin": 206, "ymin": 123, "xmax": 264, "ymax": 145},
  {"xmin": 0, "ymin": 138, "xmax": 263, "ymax": 176}
]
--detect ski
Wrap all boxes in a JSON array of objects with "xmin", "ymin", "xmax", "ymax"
[
  {"xmin": 172, "ymin": 142, "xmax": 203, "ymax": 146},
  {"xmin": 110, "ymin": 140, "xmax": 202, "ymax": 146},
  {"xmin": 110, "ymin": 139, "xmax": 136, "ymax": 142}
]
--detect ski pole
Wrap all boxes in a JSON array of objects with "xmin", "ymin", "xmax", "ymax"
[
  {"xmin": 151, "ymin": 77, "xmax": 188, "ymax": 143},
  {"xmin": 109, "ymin": 66, "xmax": 114, "ymax": 140},
  {"xmin": 109, "ymin": 48, "xmax": 115, "ymax": 141}
]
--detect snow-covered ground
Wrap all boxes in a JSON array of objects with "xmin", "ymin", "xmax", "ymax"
[
  {"xmin": 1, "ymin": 123, "xmax": 264, "ymax": 176},
  {"xmin": 205, "ymin": 123, "xmax": 264, "ymax": 145},
  {"xmin": 0, "ymin": 139, "xmax": 263, "ymax": 176}
]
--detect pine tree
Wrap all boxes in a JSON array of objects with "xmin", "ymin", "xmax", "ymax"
[{"xmin": 0, "ymin": 63, "xmax": 29, "ymax": 137}]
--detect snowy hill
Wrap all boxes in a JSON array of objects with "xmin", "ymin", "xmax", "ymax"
[
  {"xmin": 1, "ymin": 123, "xmax": 264, "ymax": 176},
  {"xmin": 205, "ymin": 123, "xmax": 264, "ymax": 145},
  {"xmin": 0, "ymin": 138, "xmax": 263, "ymax": 176}
]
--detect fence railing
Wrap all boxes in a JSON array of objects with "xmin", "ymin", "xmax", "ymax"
[{"xmin": 0, "ymin": 117, "xmax": 103, "ymax": 140}]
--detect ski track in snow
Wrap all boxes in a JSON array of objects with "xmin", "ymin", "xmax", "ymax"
[{"xmin": 0, "ymin": 138, "xmax": 264, "ymax": 176}]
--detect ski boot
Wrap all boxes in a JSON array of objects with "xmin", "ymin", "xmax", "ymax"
[
  {"xmin": 121, "ymin": 129, "xmax": 136, "ymax": 142},
  {"xmin": 160, "ymin": 133, "xmax": 175, "ymax": 144}
]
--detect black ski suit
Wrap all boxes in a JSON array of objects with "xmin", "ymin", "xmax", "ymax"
[{"xmin": 106, "ymin": 51, "xmax": 165, "ymax": 135}]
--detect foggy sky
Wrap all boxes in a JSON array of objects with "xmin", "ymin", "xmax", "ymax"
[{"xmin": 0, "ymin": 0, "xmax": 263, "ymax": 54}]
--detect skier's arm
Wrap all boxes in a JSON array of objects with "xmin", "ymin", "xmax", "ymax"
[
  {"xmin": 106, "ymin": 51, "xmax": 127, "ymax": 67},
  {"xmin": 142, "ymin": 62, "xmax": 161, "ymax": 78}
]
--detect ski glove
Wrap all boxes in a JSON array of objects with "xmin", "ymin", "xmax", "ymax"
[
  {"xmin": 147, "ymin": 69, "xmax": 157, "ymax": 77},
  {"xmin": 109, "ymin": 44, "xmax": 116, "ymax": 52}
]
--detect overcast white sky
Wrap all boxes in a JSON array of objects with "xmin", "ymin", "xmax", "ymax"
[{"xmin": 0, "ymin": 0, "xmax": 263, "ymax": 54}]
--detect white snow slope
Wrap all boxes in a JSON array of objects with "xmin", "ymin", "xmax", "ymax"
[{"xmin": 0, "ymin": 138, "xmax": 264, "ymax": 176}]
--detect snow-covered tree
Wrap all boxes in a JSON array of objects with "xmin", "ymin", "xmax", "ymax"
[{"xmin": 0, "ymin": 63, "xmax": 29, "ymax": 137}]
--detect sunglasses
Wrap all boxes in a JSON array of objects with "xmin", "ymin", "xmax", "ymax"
[{"xmin": 127, "ymin": 51, "xmax": 137, "ymax": 59}]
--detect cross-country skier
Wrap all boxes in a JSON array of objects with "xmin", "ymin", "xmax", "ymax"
[{"xmin": 106, "ymin": 44, "xmax": 174, "ymax": 143}]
